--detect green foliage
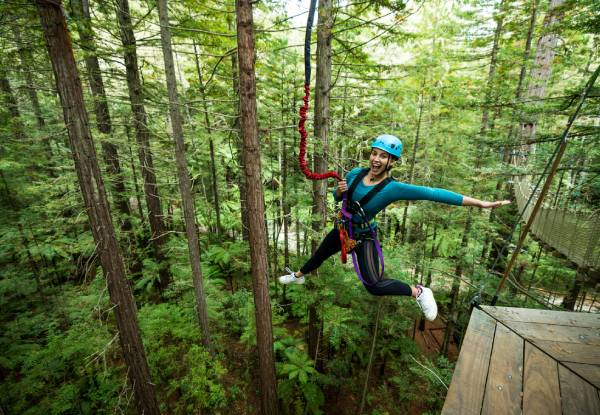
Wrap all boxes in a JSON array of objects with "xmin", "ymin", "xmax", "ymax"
[
  {"xmin": 138, "ymin": 303, "xmax": 228, "ymax": 413},
  {"xmin": 277, "ymin": 349, "xmax": 324, "ymax": 415}
]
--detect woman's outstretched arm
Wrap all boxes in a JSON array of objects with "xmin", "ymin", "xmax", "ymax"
[{"xmin": 462, "ymin": 196, "xmax": 511, "ymax": 209}]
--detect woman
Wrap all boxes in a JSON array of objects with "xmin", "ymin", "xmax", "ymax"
[{"xmin": 279, "ymin": 135, "xmax": 510, "ymax": 321}]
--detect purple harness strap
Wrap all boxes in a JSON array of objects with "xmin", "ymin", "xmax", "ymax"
[{"xmin": 341, "ymin": 192, "xmax": 385, "ymax": 286}]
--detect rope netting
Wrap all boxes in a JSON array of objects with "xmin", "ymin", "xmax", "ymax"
[{"xmin": 514, "ymin": 177, "xmax": 600, "ymax": 269}]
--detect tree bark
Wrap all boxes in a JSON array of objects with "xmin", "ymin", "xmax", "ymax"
[
  {"xmin": 307, "ymin": 0, "xmax": 334, "ymax": 365},
  {"xmin": 36, "ymin": 3, "xmax": 160, "ymax": 413},
  {"xmin": 311, "ymin": 0, "xmax": 334, "ymax": 250},
  {"xmin": 281, "ymin": 70, "xmax": 290, "ymax": 268},
  {"xmin": 72, "ymin": 0, "xmax": 132, "ymax": 231},
  {"xmin": 157, "ymin": 0, "xmax": 212, "ymax": 351},
  {"xmin": 228, "ymin": 15, "xmax": 249, "ymax": 242},
  {"xmin": 235, "ymin": 2, "xmax": 278, "ymax": 413},
  {"xmin": 116, "ymin": 0, "xmax": 171, "ymax": 293},
  {"xmin": 400, "ymin": 83, "xmax": 425, "ymax": 242},
  {"xmin": 520, "ymin": 0, "xmax": 565, "ymax": 144}
]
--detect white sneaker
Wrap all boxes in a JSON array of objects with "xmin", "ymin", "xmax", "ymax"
[
  {"xmin": 278, "ymin": 267, "xmax": 305, "ymax": 285},
  {"xmin": 416, "ymin": 285, "xmax": 437, "ymax": 321}
]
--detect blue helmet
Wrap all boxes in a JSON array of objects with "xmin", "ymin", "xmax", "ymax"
[{"xmin": 371, "ymin": 134, "xmax": 402, "ymax": 158}]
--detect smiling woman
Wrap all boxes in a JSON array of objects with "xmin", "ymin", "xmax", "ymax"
[{"xmin": 279, "ymin": 134, "xmax": 511, "ymax": 321}]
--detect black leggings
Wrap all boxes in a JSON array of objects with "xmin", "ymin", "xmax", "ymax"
[{"xmin": 300, "ymin": 228, "xmax": 412, "ymax": 297}]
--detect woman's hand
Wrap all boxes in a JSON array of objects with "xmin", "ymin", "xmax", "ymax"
[
  {"xmin": 336, "ymin": 180, "xmax": 348, "ymax": 197},
  {"xmin": 480, "ymin": 200, "xmax": 511, "ymax": 209}
]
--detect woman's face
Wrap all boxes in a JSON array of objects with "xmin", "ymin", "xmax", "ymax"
[{"xmin": 369, "ymin": 147, "xmax": 393, "ymax": 175}]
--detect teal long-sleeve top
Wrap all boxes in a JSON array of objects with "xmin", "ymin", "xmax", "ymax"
[{"xmin": 334, "ymin": 168, "xmax": 464, "ymax": 231}]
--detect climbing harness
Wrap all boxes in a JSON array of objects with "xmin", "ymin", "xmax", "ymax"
[
  {"xmin": 297, "ymin": 0, "xmax": 389, "ymax": 285},
  {"xmin": 338, "ymin": 168, "xmax": 391, "ymax": 285}
]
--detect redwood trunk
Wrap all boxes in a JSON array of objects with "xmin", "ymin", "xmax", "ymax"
[
  {"xmin": 72, "ymin": 0, "xmax": 131, "ymax": 231},
  {"xmin": 37, "ymin": 2, "xmax": 159, "ymax": 413},
  {"xmin": 156, "ymin": 0, "xmax": 212, "ymax": 350},
  {"xmin": 116, "ymin": 0, "xmax": 171, "ymax": 292},
  {"xmin": 311, "ymin": 0, "xmax": 334, "ymax": 248},
  {"xmin": 228, "ymin": 15, "xmax": 249, "ymax": 242},
  {"xmin": 236, "ymin": 1, "xmax": 278, "ymax": 413}
]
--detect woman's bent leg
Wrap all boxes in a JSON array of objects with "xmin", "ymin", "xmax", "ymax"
[
  {"xmin": 354, "ymin": 239, "xmax": 413, "ymax": 297},
  {"xmin": 299, "ymin": 228, "xmax": 342, "ymax": 275},
  {"xmin": 364, "ymin": 279, "xmax": 412, "ymax": 296}
]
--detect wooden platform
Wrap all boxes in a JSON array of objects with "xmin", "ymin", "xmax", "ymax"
[{"xmin": 442, "ymin": 306, "xmax": 600, "ymax": 415}]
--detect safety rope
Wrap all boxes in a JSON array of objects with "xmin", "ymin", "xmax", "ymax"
[
  {"xmin": 298, "ymin": 0, "xmax": 385, "ymax": 277},
  {"xmin": 297, "ymin": 0, "xmax": 342, "ymax": 183}
]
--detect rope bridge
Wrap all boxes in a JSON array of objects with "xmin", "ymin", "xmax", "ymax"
[{"xmin": 514, "ymin": 176, "xmax": 600, "ymax": 269}]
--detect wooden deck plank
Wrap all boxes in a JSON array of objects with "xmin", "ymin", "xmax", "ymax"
[
  {"xmin": 442, "ymin": 308, "xmax": 496, "ymax": 415},
  {"xmin": 563, "ymin": 363, "xmax": 600, "ymax": 389},
  {"xmin": 523, "ymin": 342, "xmax": 561, "ymax": 415},
  {"xmin": 559, "ymin": 365, "xmax": 600, "ymax": 414},
  {"xmin": 482, "ymin": 306, "xmax": 600, "ymax": 328},
  {"xmin": 532, "ymin": 340, "xmax": 600, "ymax": 365},
  {"xmin": 508, "ymin": 321, "xmax": 600, "ymax": 346},
  {"xmin": 481, "ymin": 323, "xmax": 523, "ymax": 415}
]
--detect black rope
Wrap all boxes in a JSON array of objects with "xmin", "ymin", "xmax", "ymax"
[{"xmin": 304, "ymin": 0, "xmax": 317, "ymax": 85}]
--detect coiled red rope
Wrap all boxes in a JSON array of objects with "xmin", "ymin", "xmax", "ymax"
[
  {"xmin": 298, "ymin": 0, "xmax": 348, "ymax": 263},
  {"xmin": 297, "ymin": 84, "xmax": 342, "ymax": 182}
]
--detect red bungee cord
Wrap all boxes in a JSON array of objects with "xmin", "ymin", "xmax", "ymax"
[
  {"xmin": 300, "ymin": 0, "xmax": 355, "ymax": 263},
  {"xmin": 297, "ymin": 84, "xmax": 342, "ymax": 182}
]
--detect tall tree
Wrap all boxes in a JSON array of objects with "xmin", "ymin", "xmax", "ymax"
[
  {"xmin": 71, "ymin": 0, "xmax": 132, "ymax": 231},
  {"xmin": 156, "ymin": 0, "xmax": 212, "ymax": 351},
  {"xmin": 35, "ymin": 2, "xmax": 159, "ymax": 413},
  {"xmin": 520, "ymin": 0, "xmax": 565, "ymax": 144},
  {"xmin": 236, "ymin": 1, "xmax": 278, "ymax": 413},
  {"xmin": 311, "ymin": 0, "xmax": 334, "ymax": 248},
  {"xmin": 228, "ymin": 14, "xmax": 250, "ymax": 242},
  {"xmin": 308, "ymin": 0, "xmax": 334, "ymax": 363},
  {"xmin": 115, "ymin": 0, "xmax": 171, "ymax": 293}
]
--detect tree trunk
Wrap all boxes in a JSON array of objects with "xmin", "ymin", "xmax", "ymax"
[
  {"xmin": 562, "ymin": 267, "xmax": 586, "ymax": 311},
  {"xmin": 36, "ymin": 3, "xmax": 160, "ymax": 413},
  {"xmin": 124, "ymin": 124, "xmax": 146, "ymax": 223},
  {"xmin": 400, "ymin": 84, "xmax": 425, "ymax": 242},
  {"xmin": 228, "ymin": 15, "xmax": 249, "ymax": 242},
  {"xmin": 116, "ymin": 0, "xmax": 171, "ymax": 293},
  {"xmin": 157, "ymin": 0, "xmax": 212, "ymax": 351},
  {"xmin": 307, "ymin": 0, "xmax": 334, "ymax": 364},
  {"xmin": 442, "ymin": 211, "xmax": 472, "ymax": 356},
  {"xmin": 520, "ymin": 0, "xmax": 565, "ymax": 145},
  {"xmin": 72, "ymin": 0, "xmax": 132, "ymax": 231},
  {"xmin": 282, "ymin": 79, "xmax": 290, "ymax": 268},
  {"xmin": 311, "ymin": 0, "xmax": 334, "ymax": 250},
  {"xmin": 192, "ymin": 40, "xmax": 222, "ymax": 238},
  {"xmin": 235, "ymin": 2, "xmax": 278, "ymax": 413}
]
